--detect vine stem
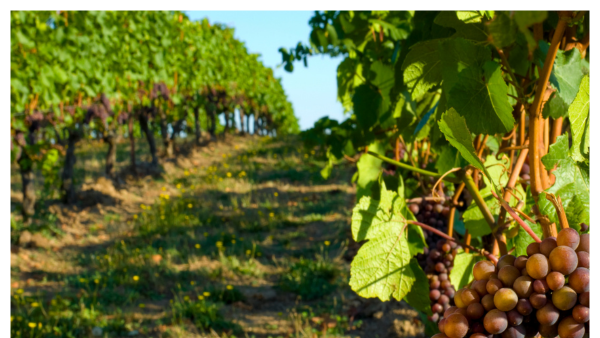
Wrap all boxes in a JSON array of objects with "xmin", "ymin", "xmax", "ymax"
[
  {"xmin": 460, "ymin": 169, "xmax": 508, "ymax": 255},
  {"xmin": 490, "ymin": 189, "xmax": 542, "ymax": 243},
  {"xmin": 447, "ymin": 183, "xmax": 466, "ymax": 239},
  {"xmin": 408, "ymin": 220, "xmax": 498, "ymax": 264},
  {"xmin": 529, "ymin": 16, "xmax": 568, "ymax": 200},
  {"xmin": 545, "ymin": 193, "xmax": 570, "ymax": 230},
  {"xmin": 367, "ymin": 151, "xmax": 462, "ymax": 183}
]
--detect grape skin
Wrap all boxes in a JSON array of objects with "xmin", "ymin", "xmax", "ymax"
[
  {"xmin": 483, "ymin": 309, "xmax": 508, "ymax": 334},
  {"xmin": 558, "ymin": 316, "xmax": 585, "ymax": 338},
  {"xmin": 525, "ymin": 254, "xmax": 549, "ymax": 279},
  {"xmin": 552, "ymin": 286, "xmax": 578, "ymax": 311},
  {"xmin": 572, "ymin": 305, "xmax": 589, "ymax": 324},
  {"xmin": 568, "ymin": 267, "xmax": 589, "ymax": 293},
  {"xmin": 549, "ymin": 246, "xmax": 578, "ymax": 275},
  {"xmin": 557, "ymin": 228, "xmax": 580, "ymax": 250},
  {"xmin": 536, "ymin": 302, "xmax": 560, "ymax": 325},
  {"xmin": 443, "ymin": 313, "xmax": 469, "ymax": 338},
  {"xmin": 494, "ymin": 288, "xmax": 518, "ymax": 311},
  {"xmin": 473, "ymin": 261, "xmax": 496, "ymax": 281},
  {"xmin": 546, "ymin": 271, "xmax": 565, "ymax": 291}
]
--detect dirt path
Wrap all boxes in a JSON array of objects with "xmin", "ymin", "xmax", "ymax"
[{"xmin": 11, "ymin": 135, "xmax": 426, "ymax": 338}]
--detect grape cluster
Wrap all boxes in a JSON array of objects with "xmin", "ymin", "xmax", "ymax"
[
  {"xmin": 431, "ymin": 228, "xmax": 589, "ymax": 338},
  {"xmin": 421, "ymin": 239, "xmax": 462, "ymax": 322},
  {"xmin": 409, "ymin": 199, "xmax": 451, "ymax": 247}
]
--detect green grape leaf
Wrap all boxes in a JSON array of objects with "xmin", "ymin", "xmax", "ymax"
[
  {"xmin": 437, "ymin": 108, "xmax": 488, "ymax": 176},
  {"xmin": 353, "ymin": 84, "xmax": 388, "ymax": 131},
  {"xmin": 456, "ymin": 11, "xmax": 484, "ymax": 23},
  {"xmin": 447, "ymin": 61, "xmax": 515, "ymax": 135},
  {"xmin": 434, "ymin": 11, "xmax": 488, "ymax": 42},
  {"xmin": 542, "ymin": 92, "xmax": 570, "ymax": 119},
  {"xmin": 435, "ymin": 144, "xmax": 469, "ymax": 176},
  {"xmin": 550, "ymin": 47, "xmax": 586, "ymax": 106},
  {"xmin": 487, "ymin": 11, "xmax": 518, "ymax": 49},
  {"xmin": 401, "ymin": 39, "xmax": 443, "ymax": 100},
  {"xmin": 355, "ymin": 141, "xmax": 385, "ymax": 202},
  {"xmin": 539, "ymin": 135, "xmax": 590, "ymax": 229},
  {"xmin": 439, "ymin": 38, "xmax": 491, "ymax": 101},
  {"xmin": 514, "ymin": 220, "xmax": 543, "ymax": 257},
  {"xmin": 450, "ymin": 251, "xmax": 484, "ymax": 291},
  {"xmin": 405, "ymin": 259, "xmax": 432, "ymax": 316},
  {"xmin": 568, "ymin": 75, "xmax": 589, "ymax": 162},
  {"xmin": 350, "ymin": 181, "xmax": 415, "ymax": 301},
  {"xmin": 513, "ymin": 11, "xmax": 547, "ymax": 50}
]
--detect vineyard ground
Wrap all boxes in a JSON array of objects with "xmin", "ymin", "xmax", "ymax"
[{"xmin": 11, "ymin": 134, "xmax": 426, "ymax": 338}]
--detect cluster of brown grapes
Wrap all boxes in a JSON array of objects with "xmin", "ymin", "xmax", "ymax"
[
  {"xmin": 420, "ymin": 239, "xmax": 462, "ymax": 322},
  {"xmin": 409, "ymin": 199, "xmax": 451, "ymax": 246},
  {"xmin": 431, "ymin": 228, "xmax": 589, "ymax": 338}
]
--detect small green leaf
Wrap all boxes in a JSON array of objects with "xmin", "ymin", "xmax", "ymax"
[
  {"xmin": 437, "ymin": 108, "xmax": 487, "ymax": 175},
  {"xmin": 405, "ymin": 259, "xmax": 432, "ymax": 316},
  {"xmin": 353, "ymin": 84, "xmax": 387, "ymax": 130},
  {"xmin": 514, "ymin": 220, "xmax": 543, "ymax": 257},
  {"xmin": 402, "ymin": 39, "xmax": 443, "ymax": 100},
  {"xmin": 450, "ymin": 251, "xmax": 484, "ymax": 291},
  {"xmin": 539, "ymin": 135, "xmax": 590, "ymax": 229},
  {"xmin": 447, "ymin": 61, "xmax": 515, "ymax": 135},
  {"xmin": 487, "ymin": 11, "xmax": 518, "ymax": 49},
  {"xmin": 568, "ymin": 75, "xmax": 589, "ymax": 162},
  {"xmin": 355, "ymin": 141, "xmax": 385, "ymax": 202}
]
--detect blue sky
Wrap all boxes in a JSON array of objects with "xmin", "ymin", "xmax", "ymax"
[{"xmin": 186, "ymin": 11, "xmax": 345, "ymax": 130}]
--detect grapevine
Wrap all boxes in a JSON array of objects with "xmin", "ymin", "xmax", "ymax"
[{"xmin": 284, "ymin": 10, "xmax": 590, "ymax": 338}]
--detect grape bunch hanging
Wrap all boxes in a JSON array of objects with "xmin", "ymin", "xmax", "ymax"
[{"xmin": 431, "ymin": 228, "xmax": 589, "ymax": 338}]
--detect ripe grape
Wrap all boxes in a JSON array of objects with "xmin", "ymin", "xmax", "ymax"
[
  {"xmin": 514, "ymin": 256, "xmax": 528, "ymax": 270},
  {"xmin": 546, "ymin": 271, "xmax": 565, "ymax": 291},
  {"xmin": 494, "ymin": 288, "xmax": 518, "ymax": 311},
  {"xmin": 500, "ymin": 325, "xmax": 525, "ymax": 338},
  {"xmin": 506, "ymin": 309, "xmax": 523, "ymax": 326},
  {"xmin": 471, "ymin": 279, "xmax": 488, "ymax": 297},
  {"xmin": 483, "ymin": 309, "xmax": 508, "ymax": 334},
  {"xmin": 576, "ymin": 233, "xmax": 589, "ymax": 253},
  {"xmin": 486, "ymin": 278, "xmax": 503, "ymax": 295},
  {"xmin": 516, "ymin": 299, "xmax": 533, "ymax": 316},
  {"xmin": 497, "ymin": 255, "xmax": 516, "ymax": 270},
  {"xmin": 572, "ymin": 305, "xmax": 589, "ymax": 324},
  {"xmin": 529, "ymin": 292, "xmax": 547, "ymax": 309},
  {"xmin": 473, "ymin": 261, "xmax": 496, "ymax": 281},
  {"xmin": 578, "ymin": 291, "xmax": 589, "ymax": 307},
  {"xmin": 466, "ymin": 302, "xmax": 485, "ymax": 320},
  {"xmin": 533, "ymin": 279, "xmax": 550, "ymax": 294},
  {"xmin": 526, "ymin": 242, "xmax": 540, "ymax": 256},
  {"xmin": 536, "ymin": 302, "xmax": 560, "ymax": 325},
  {"xmin": 568, "ymin": 267, "xmax": 589, "ymax": 293},
  {"xmin": 444, "ymin": 313, "xmax": 469, "ymax": 338},
  {"xmin": 525, "ymin": 254, "xmax": 549, "ymax": 279},
  {"xmin": 538, "ymin": 323, "xmax": 558, "ymax": 337},
  {"xmin": 539, "ymin": 237, "xmax": 557, "ymax": 257},
  {"xmin": 409, "ymin": 203, "xmax": 420, "ymax": 215},
  {"xmin": 552, "ymin": 286, "xmax": 578, "ymax": 311},
  {"xmin": 512, "ymin": 276, "xmax": 533, "ymax": 298},
  {"xmin": 430, "ymin": 289, "xmax": 441, "ymax": 301},
  {"xmin": 576, "ymin": 251, "xmax": 589, "ymax": 268},
  {"xmin": 481, "ymin": 294, "xmax": 496, "ymax": 311},
  {"xmin": 498, "ymin": 265, "xmax": 520, "ymax": 287},
  {"xmin": 557, "ymin": 228, "xmax": 580, "ymax": 250},
  {"xmin": 558, "ymin": 316, "xmax": 585, "ymax": 338},
  {"xmin": 549, "ymin": 246, "xmax": 578, "ymax": 275},
  {"xmin": 461, "ymin": 289, "xmax": 481, "ymax": 307}
]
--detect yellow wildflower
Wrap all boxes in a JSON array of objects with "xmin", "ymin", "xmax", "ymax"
[
  {"xmin": 28, "ymin": 322, "xmax": 36, "ymax": 329},
  {"xmin": 324, "ymin": 241, "xmax": 331, "ymax": 246},
  {"xmin": 198, "ymin": 295, "xmax": 204, "ymax": 300},
  {"xmin": 188, "ymin": 203, "xmax": 193, "ymax": 208},
  {"xmin": 176, "ymin": 183, "xmax": 182, "ymax": 189},
  {"xmin": 226, "ymin": 285, "xmax": 234, "ymax": 290},
  {"xmin": 195, "ymin": 244, "xmax": 201, "ymax": 249},
  {"xmin": 269, "ymin": 212, "xmax": 274, "ymax": 218},
  {"xmin": 162, "ymin": 186, "xmax": 167, "ymax": 191},
  {"xmin": 216, "ymin": 241, "xmax": 223, "ymax": 248},
  {"xmin": 274, "ymin": 192, "xmax": 278, "ymax": 197},
  {"xmin": 184, "ymin": 170, "xmax": 189, "ymax": 176},
  {"xmin": 226, "ymin": 172, "xmax": 232, "ymax": 177},
  {"xmin": 31, "ymin": 302, "xmax": 39, "ymax": 307},
  {"xmin": 133, "ymin": 275, "xmax": 139, "ymax": 281},
  {"xmin": 139, "ymin": 303, "xmax": 145, "ymax": 308},
  {"xmin": 184, "ymin": 295, "xmax": 190, "ymax": 301},
  {"xmin": 203, "ymin": 292, "xmax": 210, "ymax": 297},
  {"xmin": 133, "ymin": 214, "xmax": 138, "ymax": 219},
  {"xmin": 231, "ymin": 240, "xmax": 236, "ymax": 244}
]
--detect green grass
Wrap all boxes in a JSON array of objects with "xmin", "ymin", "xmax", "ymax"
[{"xmin": 11, "ymin": 135, "xmax": 357, "ymax": 337}]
